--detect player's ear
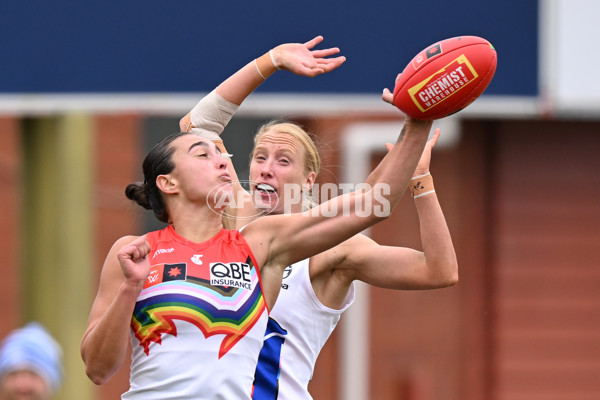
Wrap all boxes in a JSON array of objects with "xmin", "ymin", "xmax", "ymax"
[
  {"xmin": 157, "ymin": 174, "xmax": 178, "ymax": 194},
  {"xmin": 303, "ymin": 171, "xmax": 316, "ymax": 192}
]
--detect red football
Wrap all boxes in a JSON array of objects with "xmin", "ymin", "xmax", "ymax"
[{"xmin": 392, "ymin": 36, "xmax": 497, "ymax": 120}]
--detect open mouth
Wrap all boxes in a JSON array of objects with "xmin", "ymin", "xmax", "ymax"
[
  {"xmin": 253, "ymin": 183, "xmax": 279, "ymax": 211},
  {"xmin": 256, "ymin": 183, "xmax": 276, "ymax": 194}
]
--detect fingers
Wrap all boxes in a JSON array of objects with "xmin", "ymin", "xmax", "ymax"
[
  {"xmin": 122, "ymin": 237, "xmax": 151, "ymax": 263},
  {"xmin": 381, "ymin": 74, "xmax": 402, "ymax": 104},
  {"xmin": 179, "ymin": 113, "xmax": 192, "ymax": 132},
  {"xmin": 317, "ymin": 56, "xmax": 346, "ymax": 72},
  {"xmin": 429, "ymin": 128, "xmax": 441, "ymax": 147},
  {"xmin": 298, "ymin": 66, "xmax": 326, "ymax": 77},
  {"xmin": 304, "ymin": 35, "xmax": 324, "ymax": 49},
  {"xmin": 382, "ymin": 88, "xmax": 393, "ymax": 104},
  {"xmin": 297, "ymin": 57, "xmax": 345, "ymax": 76},
  {"xmin": 125, "ymin": 246, "xmax": 145, "ymax": 263},
  {"xmin": 311, "ymin": 47, "xmax": 341, "ymax": 58},
  {"xmin": 282, "ymin": 37, "xmax": 345, "ymax": 76},
  {"xmin": 312, "ymin": 49, "xmax": 345, "ymax": 73},
  {"xmin": 131, "ymin": 246, "xmax": 148, "ymax": 263}
]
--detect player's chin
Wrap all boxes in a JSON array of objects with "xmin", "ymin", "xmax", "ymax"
[
  {"xmin": 255, "ymin": 205, "xmax": 278, "ymax": 216},
  {"xmin": 214, "ymin": 182, "xmax": 233, "ymax": 196},
  {"xmin": 252, "ymin": 191, "xmax": 278, "ymax": 213},
  {"xmin": 254, "ymin": 200, "xmax": 280, "ymax": 215},
  {"xmin": 205, "ymin": 182, "xmax": 234, "ymax": 209},
  {"xmin": 256, "ymin": 200, "xmax": 284, "ymax": 215}
]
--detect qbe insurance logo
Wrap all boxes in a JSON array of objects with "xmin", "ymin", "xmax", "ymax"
[{"xmin": 210, "ymin": 262, "xmax": 253, "ymax": 290}]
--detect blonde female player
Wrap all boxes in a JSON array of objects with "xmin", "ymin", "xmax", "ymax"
[
  {"xmin": 179, "ymin": 38, "xmax": 458, "ymax": 399},
  {"xmin": 80, "ymin": 37, "xmax": 434, "ymax": 399}
]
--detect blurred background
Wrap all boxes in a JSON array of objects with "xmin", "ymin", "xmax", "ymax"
[{"xmin": 1, "ymin": 0, "xmax": 599, "ymax": 399}]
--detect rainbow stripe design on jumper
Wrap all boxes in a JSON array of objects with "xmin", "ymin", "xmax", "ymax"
[{"xmin": 131, "ymin": 258, "xmax": 266, "ymax": 359}]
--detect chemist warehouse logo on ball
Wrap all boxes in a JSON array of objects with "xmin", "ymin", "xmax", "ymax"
[{"xmin": 408, "ymin": 54, "xmax": 478, "ymax": 112}]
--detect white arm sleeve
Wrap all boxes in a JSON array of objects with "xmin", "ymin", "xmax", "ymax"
[{"xmin": 189, "ymin": 89, "xmax": 239, "ymax": 140}]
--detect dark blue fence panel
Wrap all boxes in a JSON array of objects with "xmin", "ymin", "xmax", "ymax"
[{"xmin": 1, "ymin": 0, "xmax": 537, "ymax": 95}]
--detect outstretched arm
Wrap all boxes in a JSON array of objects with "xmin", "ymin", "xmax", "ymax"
[
  {"xmin": 179, "ymin": 35, "xmax": 346, "ymax": 132},
  {"xmin": 216, "ymin": 35, "xmax": 346, "ymax": 106},
  {"xmin": 178, "ymin": 36, "xmax": 346, "ymax": 227},
  {"xmin": 243, "ymin": 117, "xmax": 433, "ymax": 298},
  {"xmin": 332, "ymin": 129, "xmax": 458, "ymax": 290}
]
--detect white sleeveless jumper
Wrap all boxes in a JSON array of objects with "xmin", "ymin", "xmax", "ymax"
[{"xmin": 252, "ymin": 258, "xmax": 355, "ymax": 399}]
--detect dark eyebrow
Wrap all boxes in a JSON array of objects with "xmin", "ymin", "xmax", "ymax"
[
  {"xmin": 188, "ymin": 141, "xmax": 210, "ymax": 153},
  {"xmin": 188, "ymin": 140, "xmax": 224, "ymax": 155}
]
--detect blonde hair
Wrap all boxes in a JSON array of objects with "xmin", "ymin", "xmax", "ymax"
[{"xmin": 253, "ymin": 121, "xmax": 321, "ymax": 211}]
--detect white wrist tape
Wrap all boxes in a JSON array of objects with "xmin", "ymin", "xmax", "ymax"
[
  {"xmin": 409, "ymin": 172, "xmax": 435, "ymax": 198},
  {"xmin": 254, "ymin": 59, "xmax": 266, "ymax": 79},
  {"xmin": 188, "ymin": 128, "xmax": 220, "ymax": 142},
  {"xmin": 189, "ymin": 89, "xmax": 239, "ymax": 136},
  {"xmin": 269, "ymin": 50, "xmax": 280, "ymax": 70},
  {"xmin": 255, "ymin": 51, "xmax": 279, "ymax": 80}
]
